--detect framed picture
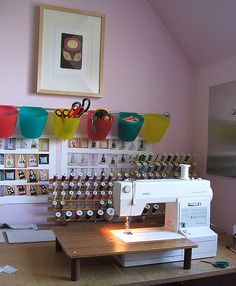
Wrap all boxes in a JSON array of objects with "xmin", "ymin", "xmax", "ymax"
[
  {"xmin": 39, "ymin": 154, "xmax": 49, "ymax": 165},
  {"xmin": 5, "ymin": 170, "xmax": 15, "ymax": 181},
  {"xmin": 37, "ymin": 5, "xmax": 105, "ymax": 98}
]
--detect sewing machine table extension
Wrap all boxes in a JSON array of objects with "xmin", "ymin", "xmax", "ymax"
[{"xmin": 113, "ymin": 176, "xmax": 218, "ymax": 267}]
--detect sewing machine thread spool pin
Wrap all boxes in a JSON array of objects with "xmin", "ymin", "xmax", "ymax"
[
  {"xmin": 76, "ymin": 210, "xmax": 83, "ymax": 220},
  {"xmin": 65, "ymin": 211, "xmax": 73, "ymax": 221},
  {"xmin": 96, "ymin": 209, "xmax": 104, "ymax": 220}
]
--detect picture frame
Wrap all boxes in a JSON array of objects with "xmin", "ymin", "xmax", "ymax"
[
  {"xmin": 37, "ymin": 5, "xmax": 105, "ymax": 98},
  {"xmin": 5, "ymin": 170, "xmax": 15, "ymax": 181}
]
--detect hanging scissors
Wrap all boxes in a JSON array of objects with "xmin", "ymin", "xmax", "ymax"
[
  {"xmin": 68, "ymin": 98, "xmax": 91, "ymax": 118},
  {"xmin": 200, "ymin": 260, "xmax": 229, "ymax": 268},
  {"xmin": 55, "ymin": 109, "xmax": 69, "ymax": 118}
]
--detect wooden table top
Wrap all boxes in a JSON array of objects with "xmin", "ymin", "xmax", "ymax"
[{"xmin": 53, "ymin": 222, "xmax": 198, "ymax": 258}]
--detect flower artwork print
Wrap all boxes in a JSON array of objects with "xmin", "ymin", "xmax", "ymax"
[{"xmin": 60, "ymin": 33, "xmax": 83, "ymax": 70}]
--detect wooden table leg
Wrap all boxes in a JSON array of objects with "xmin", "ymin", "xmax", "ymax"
[
  {"xmin": 183, "ymin": 248, "xmax": 192, "ymax": 269},
  {"xmin": 71, "ymin": 258, "xmax": 80, "ymax": 281},
  {"xmin": 56, "ymin": 238, "xmax": 62, "ymax": 252}
]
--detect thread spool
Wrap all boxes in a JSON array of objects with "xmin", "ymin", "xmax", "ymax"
[
  {"xmin": 107, "ymin": 172, "xmax": 114, "ymax": 182},
  {"xmin": 69, "ymin": 190, "xmax": 74, "ymax": 199},
  {"xmin": 69, "ymin": 171, "xmax": 75, "ymax": 182},
  {"xmin": 147, "ymin": 152, "xmax": 154, "ymax": 162},
  {"xmin": 52, "ymin": 200, "xmax": 58, "ymax": 209},
  {"xmin": 155, "ymin": 172, "xmax": 161, "ymax": 179},
  {"xmin": 99, "ymin": 199, "xmax": 105, "ymax": 208},
  {"xmin": 85, "ymin": 173, "xmax": 91, "ymax": 182},
  {"xmin": 107, "ymin": 182, "xmax": 113, "ymax": 191},
  {"xmin": 147, "ymin": 164, "xmax": 153, "ymax": 172},
  {"xmin": 104, "ymin": 207, "xmax": 114, "ymax": 221},
  {"xmin": 84, "ymin": 182, "xmax": 90, "ymax": 191},
  {"xmin": 106, "ymin": 190, "xmax": 113, "ymax": 198},
  {"xmin": 136, "ymin": 172, "xmax": 141, "ymax": 179},
  {"xmin": 96, "ymin": 209, "xmax": 104, "ymax": 220},
  {"xmin": 53, "ymin": 191, "xmax": 58, "ymax": 200},
  {"xmin": 68, "ymin": 181, "xmax": 74, "ymax": 191},
  {"xmin": 153, "ymin": 162, "xmax": 161, "ymax": 171},
  {"xmin": 106, "ymin": 199, "xmax": 112, "ymax": 208},
  {"xmin": 60, "ymin": 200, "xmax": 65, "ymax": 210},
  {"xmin": 61, "ymin": 191, "xmax": 66, "ymax": 201},
  {"xmin": 100, "ymin": 172, "xmax": 106, "ymax": 182},
  {"xmin": 55, "ymin": 212, "xmax": 61, "ymax": 219},
  {"xmin": 52, "ymin": 182, "xmax": 58, "ymax": 191},
  {"xmin": 86, "ymin": 210, "xmax": 93, "ymax": 220},
  {"xmin": 65, "ymin": 211, "xmax": 73, "ymax": 221},
  {"xmin": 151, "ymin": 204, "xmax": 159, "ymax": 214},
  {"xmin": 61, "ymin": 174, "xmax": 66, "ymax": 182},
  {"xmin": 53, "ymin": 174, "xmax": 58, "ymax": 182},
  {"xmin": 92, "ymin": 173, "xmax": 98, "ymax": 182},
  {"xmin": 77, "ymin": 182, "xmax": 82, "ymax": 191},
  {"xmin": 76, "ymin": 190, "xmax": 82, "ymax": 198},
  {"xmin": 99, "ymin": 182, "xmax": 105, "ymax": 191},
  {"xmin": 100, "ymin": 190, "xmax": 105, "ymax": 199},
  {"xmin": 141, "ymin": 173, "xmax": 147, "ymax": 179},
  {"xmin": 148, "ymin": 172, "xmax": 154, "ymax": 179},
  {"xmin": 180, "ymin": 164, "xmax": 190, "ymax": 180},
  {"xmin": 142, "ymin": 204, "xmax": 150, "ymax": 214},
  {"xmin": 93, "ymin": 182, "xmax": 98, "ymax": 191},
  {"xmin": 84, "ymin": 190, "xmax": 90, "ymax": 199},
  {"xmin": 123, "ymin": 172, "xmax": 129, "ymax": 180},
  {"xmin": 76, "ymin": 210, "xmax": 83, "ymax": 219},
  {"xmin": 77, "ymin": 172, "xmax": 83, "ymax": 182},
  {"xmin": 91, "ymin": 190, "xmax": 97, "ymax": 199},
  {"xmin": 116, "ymin": 173, "xmax": 122, "ymax": 180}
]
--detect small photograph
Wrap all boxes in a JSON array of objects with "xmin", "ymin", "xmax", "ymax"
[
  {"xmin": 5, "ymin": 170, "xmax": 15, "ymax": 180},
  {"xmin": 30, "ymin": 139, "xmax": 39, "ymax": 149},
  {"xmin": 138, "ymin": 140, "xmax": 145, "ymax": 151},
  {"xmin": 0, "ymin": 170, "xmax": 5, "ymax": 181},
  {"xmin": 108, "ymin": 139, "xmax": 118, "ymax": 149},
  {"xmin": 38, "ymin": 154, "xmax": 49, "ymax": 165},
  {"xmin": 39, "ymin": 138, "xmax": 49, "ymax": 152},
  {"xmin": 17, "ymin": 185, "xmax": 27, "ymax": 195},
  {"xmin": 4, "ymin": 138, "xmax": 16, "ymax": 150},
  {"xmin": 0, "ymin": 139, "xmax": 5, "ymax": 150},
  {"xmin": 28, "ymin": 185, "xmax": 38, "ymax": 196},
  {"xmin": 17, "ymin": 138, "xmax": 29, "ymax": 149},
  {"xmin": 78, "ymin": 153, "xmax": 88, "ymax": 165},
  {"xmin": 39, "ymin": 185, "xmax": 48, "ymax": 195},
  {"xmin": 99, "ymin": 154, "xmax": 107, "ymax": 165},
  {"xmin": 119, "ymin": 154, "xmax": 127, "ymax": 163},
  {"xmin": 99, "ymin": 140, "xmax": 108, "ymax": 149},
  {"xmin": 68, "ymin": 138, "xmax": 78, "ymax": 148},
  {"xmin": 27, "ymin": 169, "xmax": 38, "ymax": 183},
  {"xmin": 0, "ymin": 154, "xmax": 4, "ymax": 165},
  {"xmin": 109, "ymin": 155, "xmax": 117, "ymax": 166},
  {"xmin": 16, "ymin": 169, "xmax": 27, "ymax": 180},
  {"xmin": 4, "ymin": 154, "xmax": 15, "ymax": 168},
  {"xmin": 27, "ymin": 154, "xmax": 38, "ymax": 167},
  {"xmin": 120, "ymin": 141, "xmax": 126, "ymax": 150},
  {"xmin": 68, "ymin": 153, "xmax": 77, "ymax": 166},
  {"xmin": 5, "ymin": 185, "xmax": 15, "ymax": 196},
  {"xmin": 89, "ymin": 153, "xmax": 98, "ymax": 165},
  {"xmin": 15, "ymin": 154, "xmax": 26, "ymax": 168},
  {"xmin": 78, "ymin": 138, "xmax": 88, "ymax": 148},
  {"xmin": 128, "ymin": 141, "xmax": 137, "ymax": 151},
  {"xmin": 38, "ymin": 169, "xmax": 49, "ymax": 181}
]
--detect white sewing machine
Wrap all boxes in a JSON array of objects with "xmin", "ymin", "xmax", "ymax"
[{"xmin": 112, "ymin": 166, "xmax": 217, "ymax": 267}]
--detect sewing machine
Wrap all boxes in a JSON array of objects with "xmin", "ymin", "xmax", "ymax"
[{"xmin": 112, "ymin": 166, "xmax": 217, "ymax": 267}]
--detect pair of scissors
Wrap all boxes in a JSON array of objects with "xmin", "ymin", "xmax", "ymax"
[
  {"xmin": 200, "ymin": 260, "xmax": 229, "ymax": 268},
  {"xmin": 55, "ymin": 109, "xmax": 69, "ymax": 118},
  {"xmin": 68, "ymin": 98, "xmax": 91, "ymax": 118}
]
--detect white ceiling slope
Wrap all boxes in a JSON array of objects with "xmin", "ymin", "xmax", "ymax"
[{"xmin": 149, "ymin": 0, "xmax": 236, "ymax": 68}]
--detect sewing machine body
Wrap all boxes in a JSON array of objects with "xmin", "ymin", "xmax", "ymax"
[{"xmin": 113, "ymin": 179, "xmax": 218, "ymax": 267}]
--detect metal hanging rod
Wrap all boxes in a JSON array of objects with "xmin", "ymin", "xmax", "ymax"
[{"xmin": 14, "ymin": 105, "xmax": 170, "ymax": 118}]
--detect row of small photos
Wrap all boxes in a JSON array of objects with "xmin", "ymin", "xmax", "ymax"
[
  {"xmin": 0, "ymin": 169, "xmax": 49, "ymax": 182},
  {"xmin": 68, "ymin": 153, "xmax": 134, "ymax": 167},
  {"xmin": 68, "ymin": 138, "xmax": 147, "ymax": 151},
  {"xmin": 0, "ymin": 138, "xmax": 49, "ymax": 151},
  {"xmin": 0, "ymin": 153, "xmax": 49, "ymax": 168},
  {"xmin": 0, "ymin": 184, "xmax": 48, "ymax": 196}
]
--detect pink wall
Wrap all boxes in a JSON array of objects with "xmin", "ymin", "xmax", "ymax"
[
  {"xmin": 0, "ymin": 0, "xmax": 193, "ymax": 224},
  {"xmin": 193, "ymin": 56, "xmax": 236, "ymax": 235}
]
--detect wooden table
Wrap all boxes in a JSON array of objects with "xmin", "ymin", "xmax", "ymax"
[{"xmin": 53, "ymin": 222, "xmax": 198, "ymax": 281}]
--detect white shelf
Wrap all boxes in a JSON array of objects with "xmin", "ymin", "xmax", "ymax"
[
  {"xmin": 0, "ymin": 195, "xmax": 48, "ymax": 204},
  {"xmin": 67, "ymin": 148, "xmax": 145, "ymax": 155}
]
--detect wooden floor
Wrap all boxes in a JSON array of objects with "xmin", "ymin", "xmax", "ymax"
[{"xmin": 0, "ymin": 228, "xmax": 235, "ymax": 286}]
